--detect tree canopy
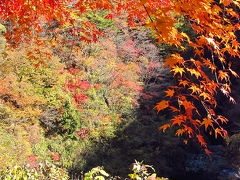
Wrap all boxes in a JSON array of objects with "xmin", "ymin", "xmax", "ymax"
[{"xmin": 0, "ymin": 0, "xmax": 239, "ymax": 153}]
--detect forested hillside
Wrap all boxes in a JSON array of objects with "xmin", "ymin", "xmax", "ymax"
[{"xmin": 0, "ymin": 0, "xmax": 239, "ymax": 179}]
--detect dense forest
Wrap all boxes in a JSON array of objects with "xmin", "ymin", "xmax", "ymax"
[{"xmin": 0, "ymin": 0, "xmax": 239, "ymax": 179}]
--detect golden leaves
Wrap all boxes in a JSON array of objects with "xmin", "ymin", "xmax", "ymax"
[
  {"xmin": 189, "ymin": 85, "xmax": 201, "ymax": 94},
  {"xmin": 171, "ymin": 66, "xmax": 185, "ymax": 76},
  {"xmin": 186, "ymin": 68, "xmax": 201, "ymax": 78},
  {"xmin": 180, "ymin": 32, "xmax": 191, "ymax": 43},
  {"xmin": 199, "ymin": 92, "xmax": 211, "ymax": 100}
]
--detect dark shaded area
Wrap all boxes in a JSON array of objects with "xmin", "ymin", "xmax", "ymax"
[{"xmin": 71, "ymin": 66, "xmax": 234, "ymax": 180}]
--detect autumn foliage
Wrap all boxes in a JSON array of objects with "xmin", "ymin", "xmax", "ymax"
[{"xmin": 0, "ymin": 0, "xmax": 239, "ymax": 155}]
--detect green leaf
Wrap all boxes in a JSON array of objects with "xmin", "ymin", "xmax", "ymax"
[{"xmin": 95, "ymin": 176, "xmax": 105, "ymax": 180}]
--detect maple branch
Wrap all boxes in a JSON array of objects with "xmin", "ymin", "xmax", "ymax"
[
  {"xmin": 142, "ymin": 3, "xmax": 160, "ymax": 36},
  {"xmin": 210, "ymin": 51, "xmax": 219, "ymax": 84}
]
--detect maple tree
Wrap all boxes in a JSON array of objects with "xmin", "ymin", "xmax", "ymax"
[{"xmin": 0, "ymin": 0, "xmax": 239, "ymax": 154}]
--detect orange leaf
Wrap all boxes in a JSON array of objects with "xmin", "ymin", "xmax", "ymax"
[
  {"xmin": 201, "ymin": 118, "xmax": 213, "ymax": 130},
  {"xmin": 169, "ymin": 106, "xmax": 180, "ymax": 112},
  {"xmin": 179, "ymin": 80, "xmax": 189, "ymax": 87},
  {"xmin": 203, "ymin": 59, "xmax": 216, "ymax": 72},
  {"xmin": 190, "ymin": 119, "xmax": 201, "ymax": 128},
  {"xmin": 171, "ymin": 115, "xmax": 186, "ymax": 126},
  {"xmin": 197, "ymin": 135, "xmax": 207, "ymax": 146},
  {"xmin": 221, "ymin": 0, "xmax": 232, "ymax": 6},
  {"xmin": 176, "ymin": 128, "xmax": 185, "ymax": 136},
  {"xmin": 159, "ymin": 123, "xmax": 171, "ymax": 132},
  {"xmin": 204, "ymin": 148, "xmax": 212, "ymax": 155},
  {"xmin": 218, "ymin": 70, "xmax": 229, "ymax": 81},
  {"xmin": 180, "ymin": 100, "xmax": 194, "ymax": 111},
  {"xmin": 217, "ymin": 116, "xmax": 228, "ymax": 124},
  {"xmin": 229, "ymin": 68, "xmax": 239, "ymax": 78},
  {"xmin": 154, "ymin": 100, "xmax": 169, "ymax": 112},
  {"xmin": 164, "ymin": 53, "xmax": 184, "ymax": 67},
  {"xmin": 215, "ymin": 128, "xmax": 223, "ymax": 138},
  {"xmin": 165, "ymin": 89, "xmax": 174, "ymax": 97},
  {"xmin": 184, "ymin": 125, "xmax": 194, "ymax": 136}
]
